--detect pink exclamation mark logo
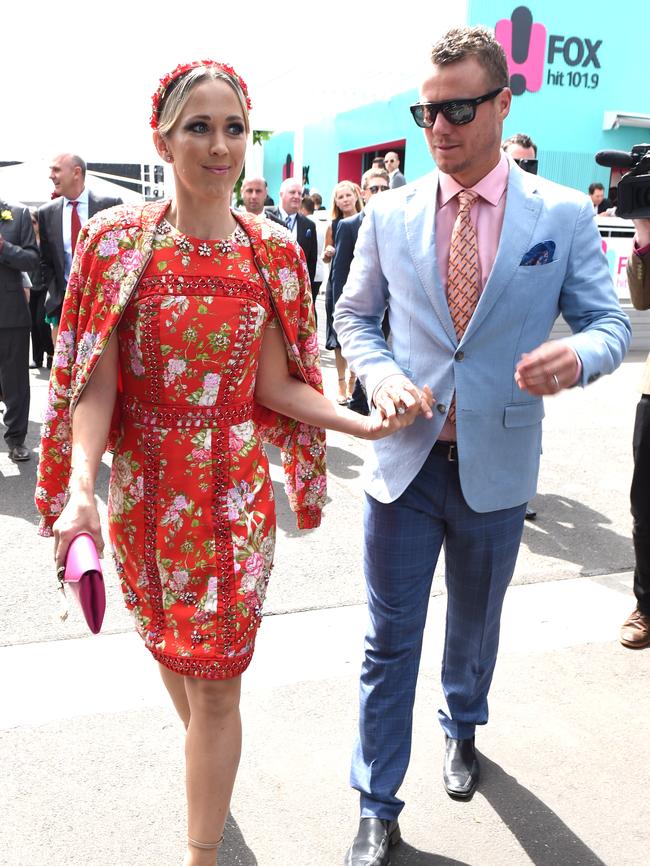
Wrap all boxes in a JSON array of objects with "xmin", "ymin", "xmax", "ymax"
[{"xmin": 495, "ymin": 6, "xmax": 547, "ymax": 95}]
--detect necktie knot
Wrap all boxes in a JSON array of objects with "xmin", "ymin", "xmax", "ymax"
[{"xmin": 457, "ymin": 189, "xmax": 478, "ymax": 213}]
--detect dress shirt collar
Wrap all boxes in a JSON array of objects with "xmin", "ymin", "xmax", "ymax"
[
  {"xmin": 438, "ymin": 152, "xmax": 509, "ymax": 209},
  {"xmin": 63, "ymin": 186, "xmax": 89, "ymax": 208},
  {"xmin": 278, "ymin": 206, "xmax": 292, "ymax": 221}
]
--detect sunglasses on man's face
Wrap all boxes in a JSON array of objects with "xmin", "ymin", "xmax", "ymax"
[
  {"xmin": 368, "ymin": 185, "xmax": 389, "ymax": 194},
  {"xmin": 409, "ymin": 87, "xmax": 504, "ymax": 128}
]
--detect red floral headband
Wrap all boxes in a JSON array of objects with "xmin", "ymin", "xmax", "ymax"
[{"xmin": 150, "ymin": 60, "xmax": 252, "ymax": 130}]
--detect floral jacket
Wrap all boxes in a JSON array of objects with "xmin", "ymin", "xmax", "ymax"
[{"xmin": 35, "ymin": 200, "xmax": 327, "ymax": 535}]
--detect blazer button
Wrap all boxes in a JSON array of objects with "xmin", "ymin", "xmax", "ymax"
[
  {"xmin": 436, "ymin": 403, "xmax": 447, "ymax": 414},
  {"xmin": 454, "ymin": 350, "xmax": 464, "ymax": 361}
]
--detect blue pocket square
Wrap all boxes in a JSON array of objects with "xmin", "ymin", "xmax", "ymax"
[{"xmin": 520, "ymin": 241, "xmax": 556, "ymax": 265}]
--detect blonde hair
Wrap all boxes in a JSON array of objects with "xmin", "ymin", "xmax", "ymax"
[
  {"xmin": 157, "ymin": 66, "xmax": 250, "ymax": 137},
  {"xmin": 330, "ymin": 181, "xmax": 363, "ymax": 220}
]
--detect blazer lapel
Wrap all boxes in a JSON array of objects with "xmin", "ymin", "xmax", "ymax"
[
  {"xmin": 404, "ymin": 171, "xmax": 457, "ymax": 346},
  {"xmin": 462, "ymin": 164, "xmax": 543, "ymax": 341},
  {"xmin": 51, "ymin": 198, "xmax": 65, "ymax": 277},
  {"xmin": 88, "ymin": 190, "xmax": 102, "ymax": 218}
]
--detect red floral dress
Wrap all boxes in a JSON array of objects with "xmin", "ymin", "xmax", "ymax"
[{"xmin": 109, "ymin": 220, "xmax": 276, "ymax": 679}]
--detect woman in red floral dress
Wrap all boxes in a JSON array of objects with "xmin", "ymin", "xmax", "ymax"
[{"xmin": 36, "ymin": 61, "xmax": 433, "ymax": 865}]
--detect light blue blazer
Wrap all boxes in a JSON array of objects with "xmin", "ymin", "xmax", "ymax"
[{"xmin": 334, "ymin": 162, "xmax": 631, "ymax": 512}]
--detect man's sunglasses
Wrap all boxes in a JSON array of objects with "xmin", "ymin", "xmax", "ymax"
[
  {"xmin": 368, "ymin": 185, "xmax": 389, "ymax": 194},
  {"xmin": 409, "ymin": 87, "xmax": 504, "ymax": 128}
]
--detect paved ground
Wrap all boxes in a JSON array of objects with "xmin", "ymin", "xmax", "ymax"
[{"xmin": 2, "ymin": 301, "xmax": 649, "ymax": 865}]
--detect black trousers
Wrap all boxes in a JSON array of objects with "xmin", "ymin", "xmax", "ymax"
[
  {"xmin": 631, "ymin": 394, "xmax": 650, "ymax": 614},
  {"xmin": 29, "ymin": 290, "xmax": 53, "ymax": 365},
  {"xmin": 0, "ymin": 327, "xmax": 30, "ymax": 447}
]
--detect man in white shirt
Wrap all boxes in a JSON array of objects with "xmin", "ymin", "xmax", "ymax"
[
  {"xmin": 38, "ymin": 153, "xmax": 122, "ymax": 341},
  {"xmin": 265, "ymin": 179, "xmax": 318, "ymax": 289},
  {"xmin": 384, "ymin": 151, "xmax": 406, "ymax": 188}
]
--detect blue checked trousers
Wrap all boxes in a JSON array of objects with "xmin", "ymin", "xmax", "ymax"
[{"xmin": 351, "ymin": 447, "xmax": 526, "ymax": 819}]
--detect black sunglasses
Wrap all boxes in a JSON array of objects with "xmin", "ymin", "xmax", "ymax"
[
  {"xmin": 409, "ymin": 87, "xmax": 505, "ymax": 128},
  {"xmin": 514, "ymin": 157, "xmax": 538, "ymax": 175},
  {"xmin": 368, "ymin": 185, "xmax": 389, "ymax": 194}
]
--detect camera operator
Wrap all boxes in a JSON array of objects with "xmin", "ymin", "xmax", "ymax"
[{"xmin": 622, "ymin": 218, "xmax": 650, "ymax": 649}]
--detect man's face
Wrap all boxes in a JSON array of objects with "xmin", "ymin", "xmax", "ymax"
[
  {"xmin": 504, "ymin": 143, "xmax": 536, "ymax": 160},
  {"xmin": 420, "ymin": 57, "xmax": 511, "ymax": 187},
  {"xmin": 591, "ymin": 188, "xmax": 605, "ymax": 207},
  {"xmin": 280, "ymin": 181, "xmax": 302, "ymax": 215},
  {"xmin": 362, "ymin": 177, "xmax": 389, "ymax": 203},
  {"xmin": 49, "ymin": 154, "xmax": 82, "ymax": 199},
  {"xmin": 241, "ymin": 178, "xmax": 267, "ymax": 215},
  {"xmin": 384, "ymin": 152, "xmax": 399, "ymax": 173}
]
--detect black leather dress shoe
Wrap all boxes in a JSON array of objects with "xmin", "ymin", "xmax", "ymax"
[
  {"xmin": 344, "ymin": 817, "xmax": 401, "ymax": 866},
  {"xmin": 443, "ymin": 735, "xmax": 480, "ymax": 800},
  {"xmin": 8, "ymin": 444, "xmax": 31, "ymax": 462}
]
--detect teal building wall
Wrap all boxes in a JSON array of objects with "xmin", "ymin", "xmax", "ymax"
[
  {"xmin": 469, "ymin": 0, "xmax": 645, "ymax": 192},
  {"xmin": 263, "ymin": 1, "xmax": 647, "ymax": 202}
]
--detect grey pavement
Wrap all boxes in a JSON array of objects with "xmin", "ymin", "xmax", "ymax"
[{"xmin": 2, "ymin": 306, "xmax": 650, "ymax": 865}]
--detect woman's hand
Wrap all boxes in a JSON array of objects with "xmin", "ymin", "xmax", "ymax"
[
  {"xmin": 323, "ymin": 243, "xmax": 335, "ymax": 262},
  {"xmin": 361, "ymin": 381, "xmax": 434, "ymax": 440},
  {"xmin": 53, "ymin": 490, "xmax": 103, "ymax": 572}
]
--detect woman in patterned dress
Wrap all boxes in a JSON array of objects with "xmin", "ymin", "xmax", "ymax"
[{"xmin": 36, "ymin": 61, "xmax": 433, "ymax": 865}]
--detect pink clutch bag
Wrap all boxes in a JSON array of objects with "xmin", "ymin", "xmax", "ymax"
[{"xmin": 62, "ymin": 532, "xmax": 106, "ymax": 634}]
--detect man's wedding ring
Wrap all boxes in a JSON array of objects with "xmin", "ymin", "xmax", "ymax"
[{"xmin": 552, "ymin": 373, "xmax": 560, "ymax": 390}]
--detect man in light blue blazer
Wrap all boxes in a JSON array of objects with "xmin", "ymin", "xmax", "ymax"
[{"xmin": 335, "ymin": 25, "xmax": 630, "ymax": 866}]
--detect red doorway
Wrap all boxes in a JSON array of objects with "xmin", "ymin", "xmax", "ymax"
[{"xmin": 338, "ymin": 139, "xmax": 406, "ymax": 184}]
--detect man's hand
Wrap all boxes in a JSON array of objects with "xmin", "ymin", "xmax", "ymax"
[
  {"xmin": 633, "ymin": 218, "xmax": 650, "ymax": 248},
  {"xmin": 514, "ymin": 342, "xmax": 579, "ymax": 396},
  {"xmin": 374, "ymin": 374, "xmax": 435, "ymax": 421}
]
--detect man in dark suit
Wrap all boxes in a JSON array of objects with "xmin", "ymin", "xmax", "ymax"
[
  {"xmin": 0, "ymin": 197, "xmax": 39, "ymax": 461},
  {"xmin": 330, "ymin": 167, "xmax": 390, "ymax": 414},
  {"xmin": 384, "ymin": 151, "xmax": 406, "ymax": 188},
  {"xmin": 265, "ymin": 178, "xmax": 318, "ymax": 291},
  {"xmin": 588, "ymin": 181, "xmax": 613, "ymax": 215},
  {"xmin": 38, "ymin": 153, "xmax": 122, "ymax": 342}
]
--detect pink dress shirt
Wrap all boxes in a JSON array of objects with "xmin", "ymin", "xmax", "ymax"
[{"xmin": 436, "ymin": 154, "xmax": 509, "ymax": 440}]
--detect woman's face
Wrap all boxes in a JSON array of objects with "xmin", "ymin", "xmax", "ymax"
[
  {"xmin": 335, "ymin": 186, "xmax": 357, "ymax": 216},
  {"xmin": 158, "ymin": 79, "xmax": 247, "ymax": 202}
]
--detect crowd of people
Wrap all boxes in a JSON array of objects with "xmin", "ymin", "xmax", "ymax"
[{"xmin": 0, "ymin": 22, "xmax": 648, "ymax": 866}]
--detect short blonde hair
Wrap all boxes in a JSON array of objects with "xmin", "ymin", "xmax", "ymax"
[
  {"xmin": 157, "ymin": 66, "xmax": 250, "ymax": 137},
  {"xmin": 430, "ymin": 26, "xmax": 509, "ymax": 89}
]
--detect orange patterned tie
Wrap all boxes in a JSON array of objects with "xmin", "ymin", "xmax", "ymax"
[{"xmin": 447, "ymin": 189, "xmax": 479, "ymax": 425}]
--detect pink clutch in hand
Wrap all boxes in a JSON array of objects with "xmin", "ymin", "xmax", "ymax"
[{"xmin": 62, "ymin": 532, "xmax": 106, "ymax": 634}]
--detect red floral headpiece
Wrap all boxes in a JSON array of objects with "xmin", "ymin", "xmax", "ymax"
[{"xmin": 150, "ymin": 59, "xmax": 252, "ymax": 130}]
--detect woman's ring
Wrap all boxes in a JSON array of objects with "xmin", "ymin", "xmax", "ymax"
[
  {"xmin": 552, "ymin": 373, "xmax": 560, "ymax": 390},
  {"xmin": 397, "ymin": 406, "xmax": 406, "ymax": 416}
]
